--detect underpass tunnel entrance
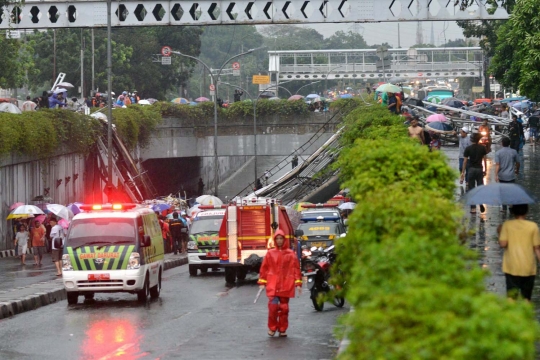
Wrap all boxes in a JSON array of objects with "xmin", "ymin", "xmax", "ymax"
[{"xmin": 142, "ymin": 157, "xmax": 201, "ymax": 198}]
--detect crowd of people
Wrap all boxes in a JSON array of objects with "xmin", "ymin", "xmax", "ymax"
[{"xmin": 17, "ymin": 89, "xmax": 142, "ymax": 111}]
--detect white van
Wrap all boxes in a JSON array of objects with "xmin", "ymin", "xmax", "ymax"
[
  {"xmin": 61, "ymin": 204, "xmax": 164, "ymax": 304},
  {"xmin": 187, "ymin": 209, "xmax": 225, "ymax": 276}
]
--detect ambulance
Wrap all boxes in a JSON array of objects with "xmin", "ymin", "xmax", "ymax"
[
  {"xmin": 218, "ymin": 197, "xmax": 295, "ymax": 284},
  {"xmin": 187, "ymin": 208, "xmax": 226, "ymax": 276},
  {"xmin": 61, "ymin": 203, "xmax": 164, "ymax": 304}
]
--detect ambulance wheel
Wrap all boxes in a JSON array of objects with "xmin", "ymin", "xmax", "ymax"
[
  {"xmin": 150, "ymin": 269, "xmax": 162, "ymax": 299},
  {"xmin": 225, "ymin": 268, "xmax": 237, "ymax": 284},
  {"xmin": 137, "ymin": 274, "xmax": 150, "ymax": 302},
  {"xmin": 189, "ymin": 265, "xmax": 198, "ymax": 276},
  {"xmin": 84, "ymin": 293, "xmax": 95, "ymax": 300},
  {"xmin": 236, "ymin": 268, "xmax": 247, "ymax": 281},
  {"xmin": 67, "ymin": 292, "xmax": 79, "ymax": 305},
  {"xmin": 200, "ymin": 267, "xmax": 208, "ymax": 274}
]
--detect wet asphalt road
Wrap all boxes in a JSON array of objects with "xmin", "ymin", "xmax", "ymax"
[
  {"xmin": 0, "ymin": 265, "xmax": 346, "ymax": 360},
  {"xmin": 0, "ymin": 253, "xmax": 59, "ymax": 292}
]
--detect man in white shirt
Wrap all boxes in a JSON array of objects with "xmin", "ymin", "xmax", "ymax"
[
  {"xmin": 21, "ymin": 96, "xmax": 36, "ymax": 111},
  {"xmin": 50, "ymin": 218, "xmax": 64, "ymax": 276}
]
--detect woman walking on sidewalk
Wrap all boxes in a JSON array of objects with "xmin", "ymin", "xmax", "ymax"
[{"xmin": 14, "ymin": 225, "xmax": 29, "ymax": 265}]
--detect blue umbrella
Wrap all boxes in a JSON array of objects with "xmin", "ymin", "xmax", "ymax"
[
  {"xmin": 152, "ymin": 203, "xmax": 171, "ymax": 212},
  {"xmin": 465, "ymin": 183, "xmax": 535, "ymax": 206},
  {"xmin": 189, "ymin": 101, "xmax": 198, "ymax": 106},
  {"xmin": 425, "ymin": 121, "xmax": 454, "ymax": 134},
  {"xmin": 340, "ymin": 94, "xmax": 353, "ymax": 99},
  {"xmin": 306, "ymin": 94, "xmax": 319, "ymax": 99}
]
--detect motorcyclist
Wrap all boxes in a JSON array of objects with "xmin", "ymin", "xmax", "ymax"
[{"xmin": 478, "ymin": 118, "xmax": 492, "ymax": 154}]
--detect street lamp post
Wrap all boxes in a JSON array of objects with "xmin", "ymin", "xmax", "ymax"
[
  {"xmin": 172, "ymin": 47, "xmax": 264, "ymax": 197},
  {"xmin": 324, "ymin": 65, "xmax": 344, "ymax": 96},
  {"xmin": 295, "ymin": 80, "xmax": 321, "ymax": 95}
]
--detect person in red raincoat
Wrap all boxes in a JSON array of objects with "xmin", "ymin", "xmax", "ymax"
[{"xmin": 258, "ymin": 229, "xmax": 303, "ymax": 337}]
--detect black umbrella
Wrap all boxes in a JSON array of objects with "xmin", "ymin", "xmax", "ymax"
[
  {"xmin": 259, "ymin": 91, "xmax": 276, "ymax": 99},
  {"xmin": 425, "ymin": 121, "xmax": 454, "ymax": 134},
  {"xmin": 465, "ymin": 183, "xmax": 535, "ymax": 206},
  {"xmin": 441, "ymin": 98, "xmax": 465, "ymax": 108}
]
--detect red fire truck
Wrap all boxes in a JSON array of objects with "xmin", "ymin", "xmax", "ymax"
[{"xmin": 218, "ymin": 197, "xmax": 296, "ymax": 284}]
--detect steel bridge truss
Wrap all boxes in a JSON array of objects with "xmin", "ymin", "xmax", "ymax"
[
  {"xmin": 0, "ymin": 0, "xmax": 508, "ymax": 30},
  {"xmin": 269, "ymin": 47, "xmax": 484, "ymax": 82}
]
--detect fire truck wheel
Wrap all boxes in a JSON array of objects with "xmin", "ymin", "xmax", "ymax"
[
  {"xmin": 236, "ymin": 268, "xmax": 247, "ymax": 280},
  {"xmin": 225, "ymin": 268, "xmax": 237, "ymax": 284}
]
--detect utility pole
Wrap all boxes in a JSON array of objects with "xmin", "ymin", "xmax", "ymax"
[
  {"xmin": 91, "ymin": 28, "xmax": 95, "ymax": 93},
  {"xmin": 106, "ymin": 0, "xmax": 113, "ymax": 197},
  {"xmin": 80, "ymin": 29, "xmax": 84, "ymax": 99},
  {"xmin": 53, "ymin": 29, "xmax": 56, "ymax": 83}
]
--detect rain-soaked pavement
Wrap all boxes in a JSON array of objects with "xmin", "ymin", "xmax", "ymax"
[
  {"xmin": 0, "ymin": 264, "xmax": 346, "ymax": 360},
  {"xmin": 0, "ymin": 253, "xmax": 61, "ymax": 292},
  {"xmin": 444, "ymin": 141, "xmax": 540, "ymax": 311}
]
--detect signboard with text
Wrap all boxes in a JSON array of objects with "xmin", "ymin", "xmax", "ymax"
[{"xmin": 252, "ymin": 75, "xmax": 270, "ymax": 84}]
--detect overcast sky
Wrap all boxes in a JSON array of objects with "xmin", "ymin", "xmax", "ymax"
[{"xmin": 301, "ymin": 21, "xmax": 466, "ymax": 48}]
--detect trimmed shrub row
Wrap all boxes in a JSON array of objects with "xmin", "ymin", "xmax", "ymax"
[{"xmin": 334, "ymin": 100, "xmax": 538, "ymax": 359}]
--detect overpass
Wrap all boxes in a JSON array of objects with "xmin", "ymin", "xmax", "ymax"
[
  {"xmin": 267, "ymin": 47, "xmax": 483, "ymax": 86},
  {"xmin": 1, "ymin": 0, "xmax": 508, "ymax": 30},
  {"xmin": 138, "ymin": 111, "xmax": 341, "ymax": 198}
]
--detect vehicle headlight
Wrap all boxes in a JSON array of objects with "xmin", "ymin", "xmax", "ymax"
[
  {"xmin": 328, "ymin": 235, "xmax": 335, "ymax": 240},
  {"xmin": 127, "ymin": 252, "xmax": 140, "ymax": 270},
  {"xmin": 62, "ymin": 254, "xmax": 73, "ymax": 271},
  {"xmin": 187, "ymin": 241, "xmax": 198, "ymax": 250}
]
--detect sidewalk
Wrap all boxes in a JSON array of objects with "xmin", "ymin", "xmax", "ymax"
[{"xmin": 0, "ymin": 253, "xmax": 187, "ymax": 319}]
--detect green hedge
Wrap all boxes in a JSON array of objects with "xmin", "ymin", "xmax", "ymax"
[
  {"xmin": 154, "ymin": 99, "xmax": 309, "ymax": 122},
  {"xmin": 334, "ymin": 100, "xmax": 538, "ymax": 359},
  {"xmin": 0, "ymin": 106, "xmax": 162, "ymax": 159},
  {"xmin": 0, "ymin": 110, "xmax": 102, "ymax": 158}
]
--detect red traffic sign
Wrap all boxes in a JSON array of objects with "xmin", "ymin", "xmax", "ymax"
[
  {"xmin": 417, "ymin": 72, "xmax": 423, "ymax": 77},
  {"xmin": 232, "ymin": 62, "xmax": 240, "ymax": 70},
  {"xmin": 161, "ymin": 46, "xmax": 172, "ymax": 57},
  {"xmin": 209, "ymin": 84, "xmax": 216, "ymax": 91}
]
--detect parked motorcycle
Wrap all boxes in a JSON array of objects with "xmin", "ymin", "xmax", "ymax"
[{"xmin": 301, "ymin": 244, "xmax": 345, "ymax": 311}]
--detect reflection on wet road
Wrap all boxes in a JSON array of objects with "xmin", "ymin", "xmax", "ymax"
[{"xmin": 0, "ymin": 265, "xmax": 345, "ymax": 360}]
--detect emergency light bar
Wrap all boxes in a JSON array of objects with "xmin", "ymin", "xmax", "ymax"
[
  {"xmin": 301, "ymin": 204, "xmax": 338, "ymax": 209},
  {"xmin": 198, "ymin": 205, "xmax": 227, "ymax": 209},
  {"xmin": 79, "ymin": 203, "xmax": 137, "ymax": 211},
  {"xmin": 301, "ymin": 215, "xmax": 340, "ymax": 222}
]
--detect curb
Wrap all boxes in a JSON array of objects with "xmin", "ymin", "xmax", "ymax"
[
  {"xmin": 0, "ymin": 256, "xmax": 187, "ymax": 320},
  {"xmin": 337, "ymin": 306, "xmax": 354, "ymax": 356},
  {"xmin": 0, "ymin": 249, "xmax": 35, "ymax": 258}
]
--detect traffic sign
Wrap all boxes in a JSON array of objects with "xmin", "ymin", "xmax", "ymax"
[
  {"xmin": 417, "ymin": 72, "xmax": 423, "ymax": 77},
  {"xmin": 232, "ymin": 62, "xmax": 240, "ymax": 70},
  {"xmin": 161, "ymin": 46, "xmax": 172, "ymax": 57},
  {"xmin": 161, "ymin": 56, "xmax": 171, "ymax": 65},
  {"xmin": 209, "ymin": 84, "xmax": 216, "ymax": 91},
  {"xmin": 490, "ymin": 84, "xmax": 501, "ymax": 92},
  {"xmin": 252, "ymin": 75, "xmax": 270, "ymax": 84}
]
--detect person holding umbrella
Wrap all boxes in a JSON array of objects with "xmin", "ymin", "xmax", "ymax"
[
  {"xmin": 494, "ymin": 137, "xmax": 520, "ymax": 212},
  {"xmin": 498, "ymin": 204, "xmax": 540, "ymax": 301},
  {"xmin": 461, "ymin": 133, "xmax": 487, "ymax": 214}
]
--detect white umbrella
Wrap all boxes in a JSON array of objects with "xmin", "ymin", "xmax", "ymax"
[
  {"xmin": 54, "ymin": 88, "xmax": 67, "ymax": 94},
  {"xmin": 138, "ymin": 99, "xmax": 151, "ymax": 105},
  {"xmin": 188, "ymin": 204, "xmax": 202, "ymax": 217},
  {"xmin": 0, "ymin": 103, "xmax": 22, "ymax": 114},
  {"xmin": 195, "ymin": 195, "xmax": 223, "ymax": 206},
  {"xmin": 11, "ymin": 205, "xmax": 45, "ymax": 216},
  {"xmin": 338, "ymin": 202, "xmax": 356, "ymax": 210},
  {"xmin": 56, "ymin": 82, "xmax": 75, "ymax": 88},
  {"xmin": 46, "ymin": 204, "xmax": 74, "ymax": 220}
]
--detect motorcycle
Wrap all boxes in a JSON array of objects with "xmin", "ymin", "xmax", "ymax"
[{"xmin": 301, "ymin": 245, "xmax": 345, "ymax": 311}]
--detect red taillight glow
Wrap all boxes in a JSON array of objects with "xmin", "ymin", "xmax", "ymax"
[{"xmin": 220, "ymin": 254, "xmax": 229, "ymax": 261}]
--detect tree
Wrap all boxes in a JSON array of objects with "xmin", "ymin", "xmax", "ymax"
[
  {"xmin": 490, "ymin": 0, "xmax": 540, "ymax": 99},
  {"xmin": 260, "ymin": 25, "xmax": 324, "ymax": 51},
  {"xmin": 324, "ymin": 31, "xmax": 368, "ymax": 50},
  {"xmin": 0, "ymin": 37, "xmax": 37, "ymax": 91}
]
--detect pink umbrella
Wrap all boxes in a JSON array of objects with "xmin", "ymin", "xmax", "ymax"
[
  {"xmin": 34, "ymin": 215, "xmax": 46, "ymax": 224},
  {"xmin": 288, "ymin": 95, "xmax": 304, "ymax": 101},
  {"xmin": 58, "ymin": 219, "xmax": 70, "ymax": 229},
  {"xmin": 9, "ymin": 202, "xmax": 25, "ymax": 211},
  {"xmin": 426, "ymin": 113, "xmax": 447, "ymax": 123},
  {"xmin": 195, "ymin": 97, "xmax": 210, "ymax": 102}
]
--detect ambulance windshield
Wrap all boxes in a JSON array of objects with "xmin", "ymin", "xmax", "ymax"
[
  {"xmin": 190, "ymin": 216, "xmax": 223, "ymax": 235},
  {"xmin": 67, "ymin": 218, "xmax": 136, "ymax": 248}
]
